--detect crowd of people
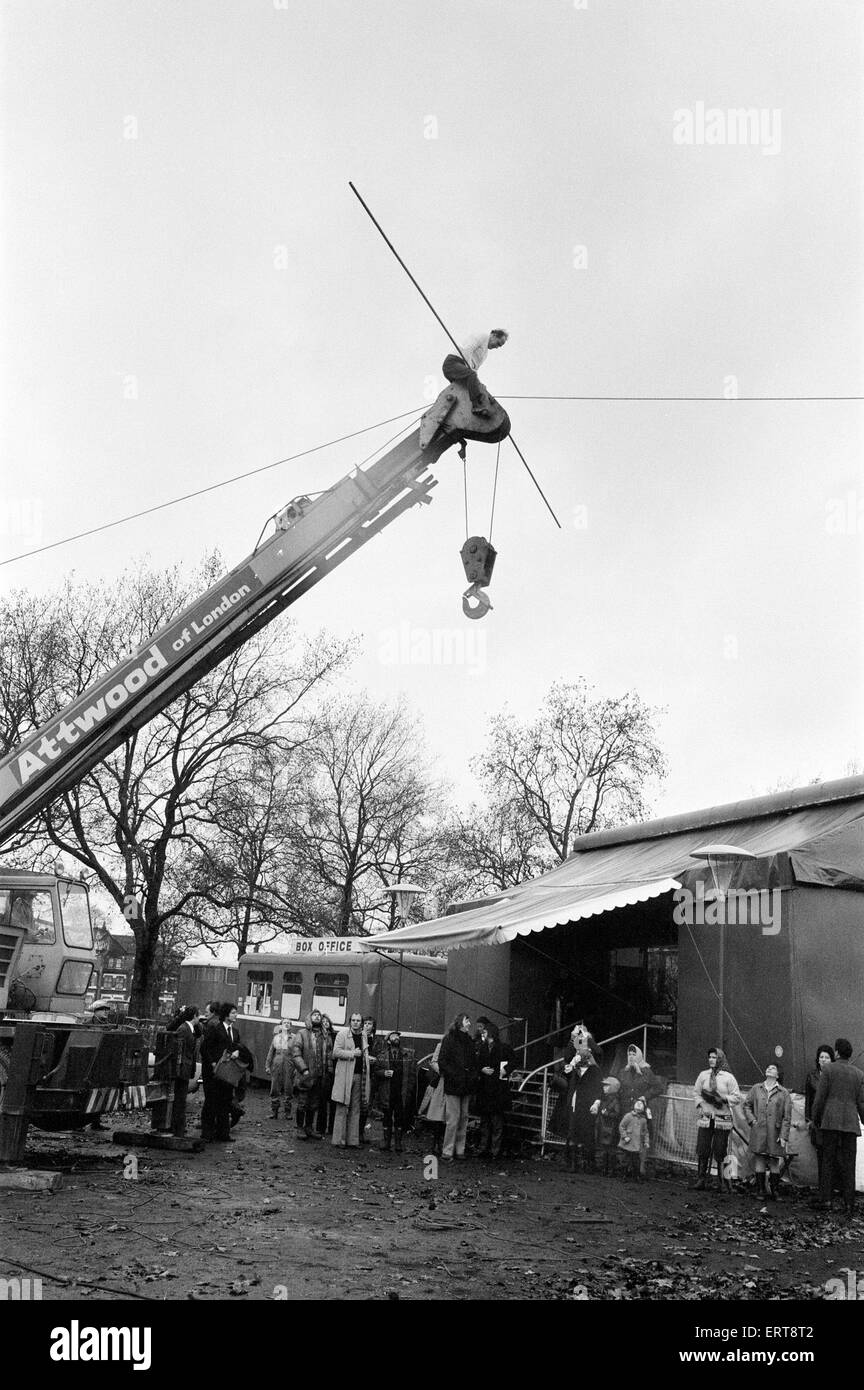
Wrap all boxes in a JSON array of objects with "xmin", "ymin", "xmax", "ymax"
[
  {"xmin": 418, "ymin": 1014, "xmax": 517, "ymax": 1163},
  {"xmin": 155, "ymin": 1003, "xmax": 864, "ymax": 1217},
  {"xmin": 545, "ymin": 1026, "xmax": 864, "ymax": 1219}
]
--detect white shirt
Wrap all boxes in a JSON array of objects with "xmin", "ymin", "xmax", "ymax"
[{"xmin": 460, "ymin": 332, "xmax": 492, "ymax": 371}]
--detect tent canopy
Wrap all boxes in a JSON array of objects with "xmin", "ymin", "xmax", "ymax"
[{"xmin": 364, "ymin": 777, "xmax": 864, "ymax": 953}]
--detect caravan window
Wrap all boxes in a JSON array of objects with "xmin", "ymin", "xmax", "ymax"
[
  {"xmin": 245, "ymin": 970, "xmax": 273, "ymax": 1016},
  {"xmin": 280, "ymin": 971, "xmax": 303, "ymax": 1020},
  {"xmin": 312, "ymin": 972, "xmax": 349, "ymax": 1026}
]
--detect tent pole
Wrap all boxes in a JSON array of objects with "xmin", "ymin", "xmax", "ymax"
[
  {"xmin": 718, "ymin": 922, "xmax": 725, "ymax": 1053},
  {"xmin": 395, "ymin": 951, "xmax": 404, "ymax": 1032}
]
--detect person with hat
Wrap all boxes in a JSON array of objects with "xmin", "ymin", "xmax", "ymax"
[
  {"xmin": 592, "ymin": 1076, "xmax": 622, "ymax": 1175},
  {"xmin": 618, "ymin": 1096, "xmax": 651, "ymax": 1180}
]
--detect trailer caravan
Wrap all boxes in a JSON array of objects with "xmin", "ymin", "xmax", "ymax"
[{"xmin": 236, "ymin": 938, "xmax": 447, "ymax": 1078}]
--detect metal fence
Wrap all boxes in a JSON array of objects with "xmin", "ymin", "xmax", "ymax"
[{"xmin": 513, "ymin": 1074, "xmax": 835, "ymax": 1187}]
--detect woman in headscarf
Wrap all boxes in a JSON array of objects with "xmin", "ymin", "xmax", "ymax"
[
  {"xmin": 615, "ymin": 1043, "xmax": 666, "ymax": 1170},
  {"xmin": 615, "ymin": 1044, "xmax": 665, "ymax": 1114},
  {"xmin": 692, "ymin": 1046, "xmax": 741, "ymax": 1193}
]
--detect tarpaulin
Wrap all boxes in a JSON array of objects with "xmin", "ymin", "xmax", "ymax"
[{"xmin": 364, "ymin": 788, "xmax": 864, "ymax": 953}]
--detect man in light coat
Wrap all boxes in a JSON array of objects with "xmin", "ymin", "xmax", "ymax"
[
  {"xmin": 331, "ymin": 1012, "xmax": 369, "ymax": 1148},
  {"xmin": 743, "ymin": 1063, "xmax": 791, "ymax": 1200},
  {"xmin": 811, "ymin": 1037, "xmax": 864, "ymax": 1217}
]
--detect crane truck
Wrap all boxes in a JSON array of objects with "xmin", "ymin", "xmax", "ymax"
[{"xmin": 0, "ymin": 382, "xmax": 510, "ymax": 1160}]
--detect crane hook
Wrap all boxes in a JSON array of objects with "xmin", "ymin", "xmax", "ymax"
[{"xmin": 462, "ymin": 583, "xmax": 493, "ymax": 620}]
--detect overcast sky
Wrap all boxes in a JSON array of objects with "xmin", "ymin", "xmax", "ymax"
[{"xmin": 2, "ymin": 0, "xmax": 862, "ymax": 823}]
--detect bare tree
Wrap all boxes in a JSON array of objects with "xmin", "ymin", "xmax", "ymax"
[
  {"xmin": 174, "ymin": 744, "xmax": 333, "ymax": 956},
  {"xmin": 292, "ymin": 694, "xmax": 439, "ymax": 934},
  {"xmin": 472, "ymin": 679, "xmax": 668, "ymax": 863},
  {"xmin": 0, "ymin": 557, "xmax": 350, "ymax": 1014},
  {"xmin": 436, "ymin": 796, "xmax": 550, "ymax": 908}
]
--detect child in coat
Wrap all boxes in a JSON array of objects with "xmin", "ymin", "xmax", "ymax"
[
  {"xmin": 592, "ymin": 1076, "xmax": 622, "ymax": 1175},
  {"xmin": 618, "ymin": 1097, "xmax": 651, "ymax": 1180}
]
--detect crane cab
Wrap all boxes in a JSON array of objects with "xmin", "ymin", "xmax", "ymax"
[{"xmin": 0, "ymin": 870, "xmax": 95, "ymax": 1020}]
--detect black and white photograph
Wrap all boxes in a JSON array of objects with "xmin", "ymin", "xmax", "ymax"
[{"xmin": 0, "ymin": 0, "xmax": 862, "ymax": 1359}]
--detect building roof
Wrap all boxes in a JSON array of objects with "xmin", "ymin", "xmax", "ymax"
[{"xmin": 364, "ymin": 775, "xmax": 864, "ymax": 952}]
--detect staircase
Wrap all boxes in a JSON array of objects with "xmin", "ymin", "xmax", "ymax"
[{"xmin": 507, "ymin": 1069, "xmax": 556, "ymax": 1150}]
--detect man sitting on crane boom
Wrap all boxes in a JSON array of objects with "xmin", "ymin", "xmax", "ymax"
[{"xmin": 442, "ymin": 329, "xmax": 508, "ymax": 417}]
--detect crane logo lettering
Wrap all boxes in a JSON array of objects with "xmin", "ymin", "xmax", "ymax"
[
  {"xmin": 14, "ymin": 646, "xmax": 168, "ymax": 786},
  {"xmin": 7, "ymin": 565, "xmax": 263, "ymax": 793}
]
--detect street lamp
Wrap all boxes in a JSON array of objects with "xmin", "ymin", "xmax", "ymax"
[
  {"xmin": 381, "ymin": 882, "xmax": 427, "ymax": 1031},
  {"xmin": 689, "ymin": 843, "xmax": 756, "ymax": 898},
  {"xmin": 381, "ymin": 882, "xmax": 427, "ymax": 924},
  {"xmin": 689, "ymin": 843, "xmax": 756, "ymax": 1053}
]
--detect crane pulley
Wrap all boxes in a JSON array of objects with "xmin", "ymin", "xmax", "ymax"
[{"xmin": 419, "ymin": 379, "xmax": 510, "ymax": 621}]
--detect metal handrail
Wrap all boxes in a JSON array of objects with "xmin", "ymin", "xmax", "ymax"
[{"xmin": 516, "ymin": 1021, "xmax": 667, "ymax": 1093}]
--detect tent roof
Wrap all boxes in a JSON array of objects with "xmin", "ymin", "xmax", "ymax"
[{"xmin": 364, "ymin": 776, "xmax": 864, "ymax": 952}]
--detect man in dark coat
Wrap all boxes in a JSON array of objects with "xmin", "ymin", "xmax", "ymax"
[
  {"xmin": 566, "ymin": 1055, "xmax": 604, "ymax": 1172},
  {"xmin": 291, "ymin": 1010, "xmax": 329, "ymax": 1139},
  {"xmin": 474, "ymin": 1020, "xmax": 513, "ymax": 1162},
  {"xmin": 437, "ymin": 1014, "xmax": 478, "ymax": 1161},
  {"xmin": 374, "ymin": 1031, "xmax": 415, "ymax": 1152},
  {"xmin": 811, "ymin": 1037, "xmax": 864, "ymax": 1217},
  {"xmin": 200, "ymin": 1001, "xmax": 241, "ymax": 1142}
]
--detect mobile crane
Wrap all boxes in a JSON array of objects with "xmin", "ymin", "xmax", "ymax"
[{"xmin": 0, "ymin": 382, "xmax": 510, "ymax": 1160}]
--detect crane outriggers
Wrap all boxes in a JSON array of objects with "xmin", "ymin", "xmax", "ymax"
[{"xmin": 0, "ymin": 380, "xmax": 510, "ymax": 1162}]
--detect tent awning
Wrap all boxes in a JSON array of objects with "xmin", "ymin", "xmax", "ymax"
[
  {"xmin": 365, "ymin": 876, "xmax": 681, "ymax": 952},
  {"xmin": 363, "ymin": 789, "xmax": 864, "ymax": 954}
]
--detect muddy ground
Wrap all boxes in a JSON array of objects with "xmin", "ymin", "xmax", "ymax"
[{"xmin": 2, "ymin": 1084, "xmax": 862, "ymax": 1302}]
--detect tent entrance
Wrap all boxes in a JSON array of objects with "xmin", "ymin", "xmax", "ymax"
[{"xmin": 508, "ymin": 892, "xmax": 678, "ymax": 1074}]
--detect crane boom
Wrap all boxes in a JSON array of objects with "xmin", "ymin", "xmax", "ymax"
[{"xmin": 0, "ymin": 387, "xmax": 510, "ymax": 846}]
